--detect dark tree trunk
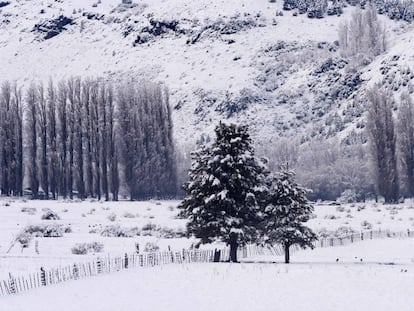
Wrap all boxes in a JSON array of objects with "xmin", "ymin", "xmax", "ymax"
[
  {"xmin": 229, "ymin": 233, "xmax": 238, "ymax": 263},
  {"xmin": 284, "ymin": 244, "xmax": 290, "ymax": 264}
]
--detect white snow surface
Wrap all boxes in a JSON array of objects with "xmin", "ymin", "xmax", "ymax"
[{"xmin": 1, "ymin": 238, "xmax": 414, "ymax": 311}]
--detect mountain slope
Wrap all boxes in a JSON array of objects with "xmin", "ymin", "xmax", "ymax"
[{"xmin": 0, "ymin": 0, "xmax": 412, "ymax": 144}]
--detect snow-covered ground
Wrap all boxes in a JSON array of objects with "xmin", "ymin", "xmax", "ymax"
[
  {"xmin": 0, "ymin": 198, "xmax": 413, "ymax": 279},
  {"xmin": 0, "ymin": 199, "xmax": 190, "ymax": 279},
  {"xmin": 1, "ymin": 238, "xmax": 413, "ymax": 311}
]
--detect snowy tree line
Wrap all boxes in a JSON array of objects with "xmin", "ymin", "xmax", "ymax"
[
  {"xmin": 256, "ymin": 85, "xmax": 414, "ymax": 204},
  {"xmin": 0, "ymin": 78, "xmax": 176, "ymax": 200},
  {"xmin": 338, "ymin": 5, "xmax": 386, "ymax": 61},
  {"xmin": 282, "ymin": 0, "xmax": 414, "ymax": 22}
]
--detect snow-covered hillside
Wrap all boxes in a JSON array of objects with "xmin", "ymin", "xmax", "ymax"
[{"xmin": 0, "ymin": 0, "xmax": 412, "ymax": 143}]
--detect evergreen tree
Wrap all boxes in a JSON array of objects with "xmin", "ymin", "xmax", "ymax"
[
  {"xmin": 178, "ymin": 122, "xmax": 269, "ymax": 262},
  {"xmin": 264, "ymin": 167, "xmax": 317, "ymax": 263}
]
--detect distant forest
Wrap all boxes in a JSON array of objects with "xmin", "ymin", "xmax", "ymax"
[{"xmin": 0, "ymin": 78, "xmax": 176, "ymax": 200}]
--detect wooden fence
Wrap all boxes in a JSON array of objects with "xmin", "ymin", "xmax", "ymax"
[{"xmin": 0, "ymin": 229, "xmax": 412, "ymax": 297}]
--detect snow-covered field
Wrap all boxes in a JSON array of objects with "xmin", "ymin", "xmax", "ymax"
[
  {"xmin": 0, "ymin": 198, "xmax": 413, "ymax": 280},
  {"xmin": 0, "ymin": 199, "xmax": 190, "ymax": 279},
  {"xmin": 1, "ymin": 238, "xmax": 413, "ymax": 311}
]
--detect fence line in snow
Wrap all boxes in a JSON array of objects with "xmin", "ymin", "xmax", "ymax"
[{"xmin": 0, "ymin": 229, "xmax": 412, "ymax": 297}]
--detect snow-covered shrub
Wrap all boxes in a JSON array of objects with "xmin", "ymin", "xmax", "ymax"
[
  {"xmin": 71, "ymin": 242, "xmax": 104, "ymax": 255},
  {"xmin": 336, "ymin": 205, "xmax": 345, "ymax": 212},
  {"xmin": 100, "ymin": 225, "xmax": 128, "ymax": 237},
  {"xmin": 16, "ymin": 232, "xmax": 32, "ymax": 248},
  {"xmin": 87, "ymin": 208, "xmax": 96, "ymax": 215},
  {"xmin": 361, "ymin": 220, "xmax": 373, "ymax": 230},
  {"xmin": 316, "ymin": 226, "xmax": 356, "ymax": 238},
  {"xmin": 158, "ymin": 227, "xmax": 186, "ymax": 238},
  {"xmin": 41, "ymin": 210, "xmax": 60, "ymax": 220},
  {"xmin": 107, "ymin": 213, "xmax": 117, "ymax": 222},
  {"xmin": 334, "ymin": 226, "xmax": 357, "ymax": 238},
  {"xmin": 357, "ymin": 205, "xmax": 366, "ymax": 211},
  {"xmin": 338, "ymin": 189, "xmax": 357, "ymax": 204},
  {"xmin": 144, "ymin": 242, "xmax": 159, "ymax": 252},
  {"xmin": 71, "ymin": 243, "xmax": 88, "ymax": 255},
  {"xmin": 22, "ymin": 224, "xmax": 71, "ymax": 238},
  {"xmin": 100, "ymin": 225, "xmax": 140, "ymax": 237},
  {"xmin": 21, "ymin": 207, "xmax": 37, "ymax": 215},
  {"xmin": 324, "ymin": 214, "xmax": 337, "ymax": 220},
  {"xmin": 123, "ymin": 212, "xmax": 135, "ymax": 218},
  {"xmin": 33, "ymin": 15, "xmax": 74, "ymax": 40},
  {"xmin": 88, "ymin": 241, "xmax": 104, "ymax": 252},
  {"xmin": 316, "ymin": 228, "xmax": 330, "ymax": 238},
  {"xmin": 142, "ymin": 222, "xmax": 157, "ymax": 231}
]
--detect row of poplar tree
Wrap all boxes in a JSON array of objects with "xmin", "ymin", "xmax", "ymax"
[{"xmin": 0, "ymin": 78, "xmax": 177, "ymax": 200}]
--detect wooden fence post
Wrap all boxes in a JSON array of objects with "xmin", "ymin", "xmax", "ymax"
[
  {"xmin": 124, "ymin": 253, "xmax": 129, "ymax": 269},
  {"xmin": 97, "ymin": 258, "xmax": 102, "ymax": 274},
  {"xmin": 40, "ymin": 267, "xmax": 46, "ymax": 286}
]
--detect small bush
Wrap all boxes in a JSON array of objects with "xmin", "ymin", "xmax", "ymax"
[
  {"xmin": 144, "ymin": 242, "xmax": 159, "ymax": 252},
  {"xmin": 41, "ymin": 210, "xmax": 60, "ymax": 220},
  {"xmin": 324, "ymin": 214, "xmax": 337, "ymax": 220},
  {"xmin": 21, "ymin": 207, "xmax": 37, "ymax": 215},
  {"xmin": 338, "ymin": 189, "xmax": 357, "ymax": 204},
  {"xmin": 88, "ymin": 241, "xmax": 104, "ymax": 252},
  {"xmin": 361, "ymin": 220, "xmax": 373, "ymax": 230},
  {"xmin": 357, "ymin": 205, "xmax": 366, "ymax": 211},
  {"xmin": 100, "ymin": 225, "xmax": 132, "ymax": 237},
  {"xmin": 142, "ymin": 222, "xmax": 157, "ymax": 231},
  {"xmin": 16, "ymin": 232, "xmax": 32, "ymax": 248},
  {"xmin": 71, "ymin": 243, "xmax": 88, "ymax": 255},
  {"xmin": 107, "ymin": 213, "xmax": 117, "ymax": 222},
  {"xmin": 336, "ymin": 205, "xmax": 345, "ymax": 212},
  {"xmin": 22, "ymin": 224, "xmax": 71, "ymax": 238},
  {"xmin": 71, "ymin": 242, "xmax": 104, "ymax": 255},
  {"xmin": 87, "ymin": 208, "xmax": 96, "ymax": 215},
  {"xmin": 123, "ymin": 212, "xmax": 135, "ymax": 218}
]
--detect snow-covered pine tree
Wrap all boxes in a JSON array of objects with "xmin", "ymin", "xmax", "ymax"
[
  {"xmin": 178, "ymin": 122, "xmax": 269, "ymax": 262},
  {"xmin": 264, "ymin": 167, "xmax": 317, "ymax": 263}
]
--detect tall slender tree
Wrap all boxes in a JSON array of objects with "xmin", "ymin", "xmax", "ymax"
[
  {"xmin": 397, "ymin": 92, "xmax": 414, "ymax": 196},
  {"xmin": 37, "ymin": 84, "xmax": 49, "ymax": 199},
  {"xmin": 26, "ymin": 84, "xmax": 39, "ymax": 199},
  {"xmin": 366, "ymin": 85, "xmax": 399, "ymax": 203}
]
